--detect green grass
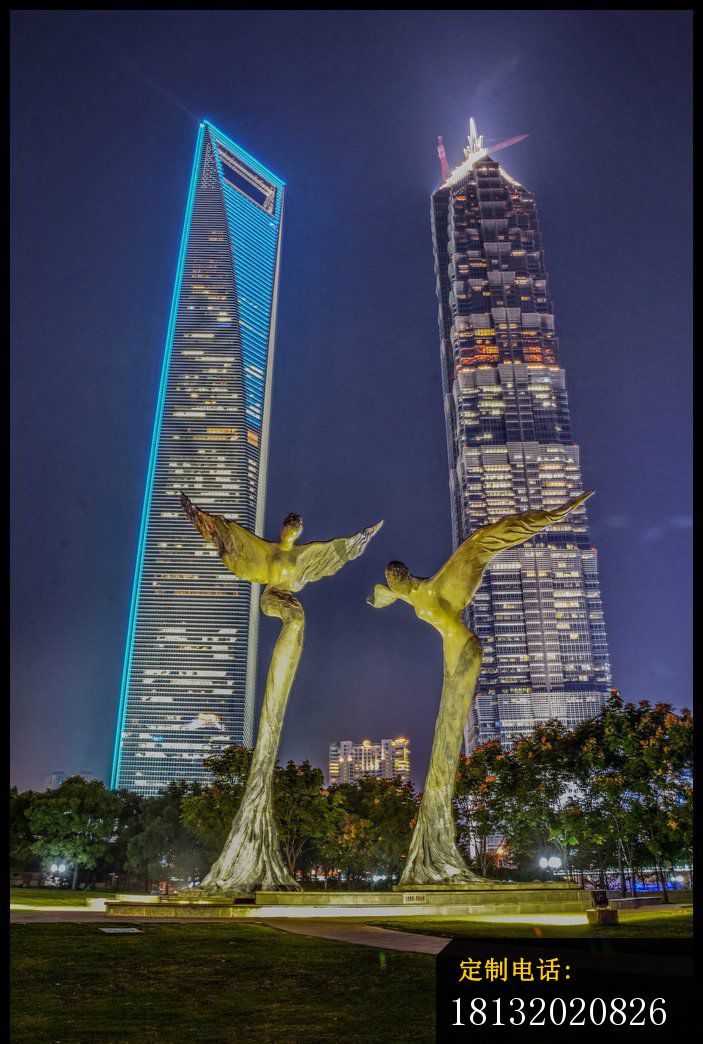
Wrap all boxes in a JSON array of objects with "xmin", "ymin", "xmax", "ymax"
[
  {"xmin": 10, "ymin": 888, "xmax": 117, "ymax": 907},
  {"xmin": 364, "ymin": 906, "xmax": 694, "ymax": 939},
  {"xmin": 10, "ymin": 921, "xmax": 434, "ymax": 1043}
]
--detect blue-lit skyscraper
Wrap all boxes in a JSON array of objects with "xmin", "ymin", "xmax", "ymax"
[
  {"xmin": 111, "ymin": 121, "xmax": 285, "ymax": 794},
  {"xmin": 431, "ymin": 119, "xmax": 611, "ymax": 753}
]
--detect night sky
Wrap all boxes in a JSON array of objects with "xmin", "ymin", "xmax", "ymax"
[{"xmin": 11, "ymin": 11, "xmax": 692, "ymax": 792}]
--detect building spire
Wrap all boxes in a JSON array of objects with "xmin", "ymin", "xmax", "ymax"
[{"xmin": 465, "ymin": 116, "xmax": 485, "ymax": 160}]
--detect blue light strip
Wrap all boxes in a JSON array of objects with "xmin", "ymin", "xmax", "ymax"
[
  {"xmin": 203, "ymin": 119, "xmax": 285, "ymax": 189},
  {"xmin": 110, "ymin": 122, "xmax": 206, "ymax": 789}
]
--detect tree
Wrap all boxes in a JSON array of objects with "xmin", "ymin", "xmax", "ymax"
[
  {"xmin": 569, "ymin": 695, "xmax": 693, "ymax": 897},
  {"xmin": 26, "ymin": 777, "xmax": 123, "ymax": 887},
  {"xmin": 321, "ymin": 777, "xmax": 418, "ymax": 883},
  {"xmin": 182, "ymin": 747, "xmax": 334, "ymax": 879},
  {"xmin": 125, "ymin": 782, "xmax": 209, "ymax": 889},
  {"xmin": 273, "ymin": 760, "xmax": 329, "ymax": 875},
  {"xmin": 10, "ymin": 787, "xmax": 38, "ymax": 873},
  {"xmin": 105, "ymin": 789, "xmax": 149, "ymax": 886},
  {"xmin": 180, "ymin": 746, "xmax": 253, "ymax": 859},
  {"xmin": 504, "ymin": 722, "xmax": 578, "ymax": 877},
  {"xmin": 454, "ymin": 742, "xmax": 511, "ymax": 876}
]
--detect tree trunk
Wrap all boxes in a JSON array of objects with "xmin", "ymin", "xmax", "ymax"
[
  {"xmin": 657, "ymin": 858, "xmax": 669, "ymax": 903},
  {"xmin": 617, "ymin": 848, "xmax": 627, "ymax": 898},
  {"xmin": 71, "ymin": 864, "xmax": 79, "ymax": 890}
]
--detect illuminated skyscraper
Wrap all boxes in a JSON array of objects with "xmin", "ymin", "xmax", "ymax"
[
  {"xmin": 431, "ymin": 119, "xmax": 611, "ymax": 753},
  {"xmin": 328, "ymin": 738, "xmax": 411, "ymax": 786},
  {"xmin": 111, "ymin": 121, "xmax": 285, "ymax": 794}
]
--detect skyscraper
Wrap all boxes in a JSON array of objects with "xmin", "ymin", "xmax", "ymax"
[
  {"xmin": 111, "ymin": 121, "xmax": 285, "ymax": 795},
  {"xmin": 431, "ymin": 119, "xmax": 611, "ymax": 753}
]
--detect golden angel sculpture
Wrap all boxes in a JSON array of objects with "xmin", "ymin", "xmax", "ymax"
[
  {"xmin": 368, "ymin": 491, "xmax": 593, "ymax": 887},
  {"xmin": 181, "ymin": 493, "xmax": 382, "ymax": 894}
]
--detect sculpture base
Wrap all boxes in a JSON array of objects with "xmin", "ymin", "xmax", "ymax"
[
  {"xmin": 106, "ymin": 884, "xmax": 589, "ymax": 921},
  {"xmin": 393, "ymin": 881, "xmax": 569, "ymax": 891}
]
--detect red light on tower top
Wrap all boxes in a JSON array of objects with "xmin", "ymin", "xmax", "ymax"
[{"xmin": 437, "ymin": 136, "xmax": 451, "ymax": 181}]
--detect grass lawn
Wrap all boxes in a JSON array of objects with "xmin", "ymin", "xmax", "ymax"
[
  {"xmin": 10, "ymin": 921, "xmax": 434, "ymax": 1043},
  {"xmin": 10, "ymin": 887, "xmax": 117, "ymax": 907},
  {"xmin": 365, "ymin": 905, "xmax": 693, "ymax": 939}
]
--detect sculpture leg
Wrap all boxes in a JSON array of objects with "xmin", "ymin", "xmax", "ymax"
[
  {"xmin": 400, "ymin": 631, "xmax": 485, "ymax": 886},
  {"xmin": 199, "ymin": 588, "xmax": 305, "ymax": 894}
]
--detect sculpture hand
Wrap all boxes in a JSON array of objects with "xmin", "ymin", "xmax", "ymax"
[
  {"xmin": 367, "ymin": 584, "xmax": 398, "ymax": 608},
  {"xmin": 180, "ymin": 491, "xmax": 271, "ymax": 584}
]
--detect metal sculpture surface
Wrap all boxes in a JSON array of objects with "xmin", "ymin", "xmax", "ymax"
[
  {"xmin": 182, "ymin": 493, "xmax": 382, "ymax": 893},
  {"xmin": 368, "ymin": 492, "xmax": 593, "ymax": 887}
]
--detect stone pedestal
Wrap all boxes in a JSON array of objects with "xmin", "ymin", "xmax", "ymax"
[
  {"xmin": 106, "ymin": 883, "xmax": 591, "ymax": 921},
  {"xmin": 586, "ymin": 907, "xmax": 619, "ymax": 925}
]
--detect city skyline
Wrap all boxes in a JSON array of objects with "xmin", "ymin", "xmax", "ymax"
[
  {"xmin": 431, "ymin": 117, "xmax": 610, "ymax": 752},
  {"xmin": 112, "ymin": 122, "xmax": 285, "ymax": 794},
  {"xmin": 11, "ymin": 11, "xmax": 691, "ymax": 791}
]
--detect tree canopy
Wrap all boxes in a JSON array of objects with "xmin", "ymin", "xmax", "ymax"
[{"xmin": 11, "ymin": 698, "xmax": 692, "ymax": 894}]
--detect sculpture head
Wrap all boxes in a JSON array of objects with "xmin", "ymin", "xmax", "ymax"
[
  {"xmin": 385, "ymin": 560, "xmax": 413, "ymax": 595},
  {"xmin": 281, "ymin": 513, "xmax": 303, "ymax": 548}
]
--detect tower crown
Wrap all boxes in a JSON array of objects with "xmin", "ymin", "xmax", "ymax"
[{"xmin": 464, "ymin": 116, "xmax": 486, "ymax": 162}]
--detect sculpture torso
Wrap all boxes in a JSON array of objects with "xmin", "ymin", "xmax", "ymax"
[
  {"xmin": 263, "ymin": 544, "xmax": 299, "ymax": 592},
  {"xmin": 402, "ymin": 581, "xmax": 479, "ymax": 675}
]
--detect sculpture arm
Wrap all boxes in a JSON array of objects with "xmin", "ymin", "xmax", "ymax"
[{"xmin": 293, "ymin": 521, "xmax": 383, "ymax": 588}]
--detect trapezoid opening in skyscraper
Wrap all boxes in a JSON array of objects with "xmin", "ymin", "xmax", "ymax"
[
  {"xmin": 111, "ymin": 121, "xmax": 285, "ymax": 795},
  {"xmin": 431, "ymin": 117, "xmax": 611, "ymax": 754}
]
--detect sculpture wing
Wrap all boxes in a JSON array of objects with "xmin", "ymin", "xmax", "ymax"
[
  {"xmin": 293, "ymin": 521, "xmax": 383, "ymax": 589},
  {"xmin": 434, "ymin": 492, "xmax": 593, "ymax": 612},
  {"xmin": 180, "ymin": 492, "xmax": 271, "ymax": 584}
]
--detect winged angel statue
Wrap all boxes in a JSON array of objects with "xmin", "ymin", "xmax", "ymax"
[
  {"xmin": 368, "ymin": 491, "xmax": 593, "ymax": 887},
  {"xmin": 181, "ymin": 493, "xmax": 382, "ymax": 893}
]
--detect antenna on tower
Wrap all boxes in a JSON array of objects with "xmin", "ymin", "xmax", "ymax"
[
  {"xmin": 437, "ymin": 136, "xmax": 451, "ymax": 181},
  {"xmin": 489, "ymin": 134, "xmax": 528, "ymax": 155},
  {"xmin": 466, "ymin": 116, "xmax": 485, "ymax": 157}
]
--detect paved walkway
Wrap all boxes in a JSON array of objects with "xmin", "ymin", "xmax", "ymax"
[
  {"xmin": 10, "ymin": 911, "xmax": 236, "ymax": 925},
  {"xmin": 10, "ymin": 908, "xmax": 447, "ymax": 954},
  {"xmin": 262, "ymin": 917, "xmax": 448, "ymax": 954}
]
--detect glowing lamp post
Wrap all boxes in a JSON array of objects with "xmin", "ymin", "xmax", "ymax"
[
  {"xmin": 49, "ymin": 862, "xmax": 68, "ymax": 885},
  {"xmin": 539, "ymin": 855, "xmax": 562, "ymax": 874}
]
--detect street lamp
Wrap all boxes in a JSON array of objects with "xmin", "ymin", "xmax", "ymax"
[{"xmin": 539, "ymin": 855, "xmax": 562, "ymax": 870}]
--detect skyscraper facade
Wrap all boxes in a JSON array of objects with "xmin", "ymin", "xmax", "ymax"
[
  {"xmin": 111, "ymin": 121, "xmax": 285, "ymax": 795},
  {"xmin": 328, "ymin": 738, "xmax": 411, "ymax": 786},
  {"xmin": 431, "ymin": 119, "xmax": 611, "ymax": 753}
]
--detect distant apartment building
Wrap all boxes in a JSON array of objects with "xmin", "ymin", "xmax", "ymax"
[{"xmin": 328, "ymin": 738, "xmax": 411, "ymax": 786}]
